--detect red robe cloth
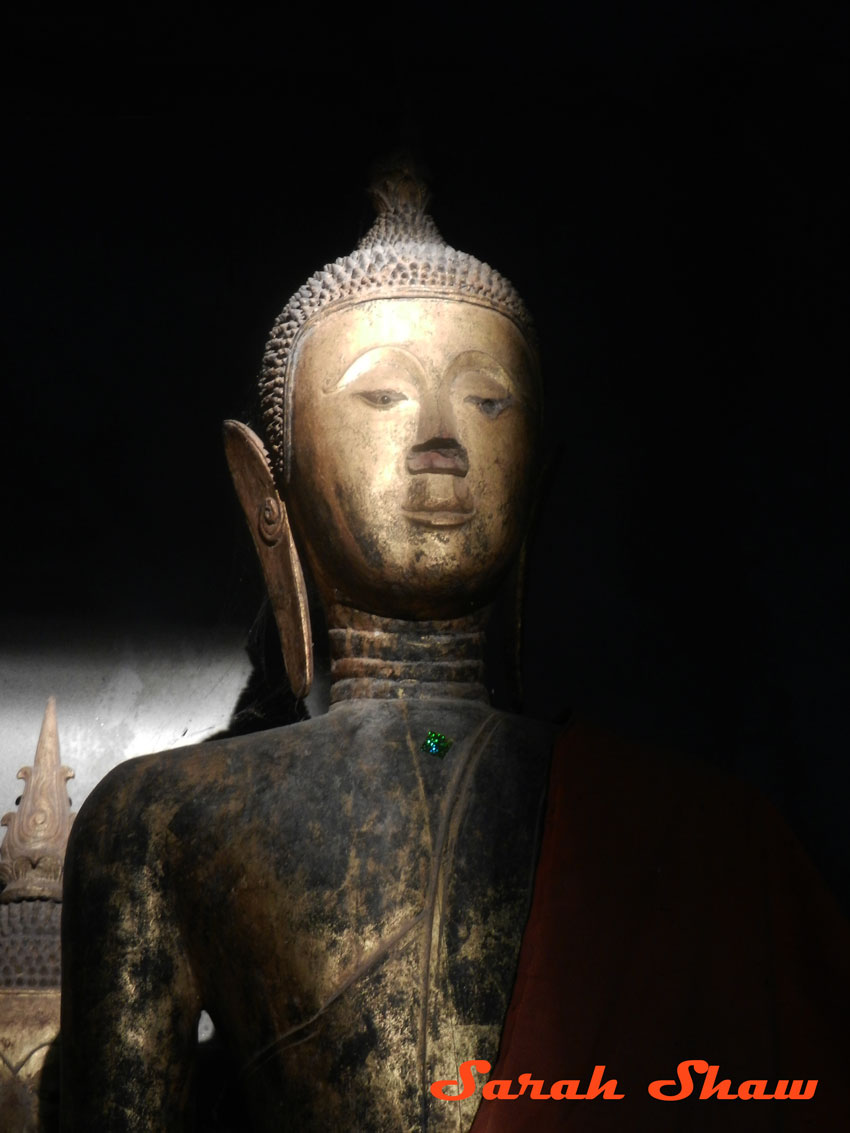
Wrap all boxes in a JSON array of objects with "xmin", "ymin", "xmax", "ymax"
[{"xmin": 469, "ymin": 719, "xmax": 850, "ymax": 1131}]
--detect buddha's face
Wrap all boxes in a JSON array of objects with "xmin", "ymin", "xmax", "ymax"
[{"xmin": 286, "ymin": 297, "xmax": 539, "ymax": 619}]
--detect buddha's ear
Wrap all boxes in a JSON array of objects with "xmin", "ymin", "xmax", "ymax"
[{"xmin": 223, "ymin": 420, "xmax": 313, "ymax": 699}]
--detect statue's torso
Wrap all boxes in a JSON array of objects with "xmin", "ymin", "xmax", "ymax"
[{"xmin": 127, "ymin": 700, "xmax": 551, "ymax": 1130}]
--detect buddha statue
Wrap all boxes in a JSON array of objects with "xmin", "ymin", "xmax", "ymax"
[{"xmin": 60, "ymin": 166, "xmax": 553, "ymax": 1131}]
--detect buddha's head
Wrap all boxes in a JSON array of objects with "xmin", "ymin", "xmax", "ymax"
[{"xmin": 226, "ymin": 165, "xmax": 541, "ymax": 694}]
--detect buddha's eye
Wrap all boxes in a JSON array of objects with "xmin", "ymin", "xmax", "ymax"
[
  {"xmin": 465, "ymin": 394, "xmax": 514, "ymax": 419},
  {"xmin": 356, "ymin": 389, "xmax": 408, "ymax": 409}
]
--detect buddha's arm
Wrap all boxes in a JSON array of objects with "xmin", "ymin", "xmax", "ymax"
[{"xmin": 61, "ymin": 764, "xmax": 202, "ymax": 1131}]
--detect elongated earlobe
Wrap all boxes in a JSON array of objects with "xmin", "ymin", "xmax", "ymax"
[{"xmin": 223, "ymin": 420, "xmax": 313, "ymax": 698}]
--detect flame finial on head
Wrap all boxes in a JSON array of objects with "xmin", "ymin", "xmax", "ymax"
[{"xmin": 358, "ymin": 156, "xmax": 439, "ymax": 247}]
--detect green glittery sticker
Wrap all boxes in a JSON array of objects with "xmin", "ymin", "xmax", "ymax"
[{"xmin": 421, "ymin": 730, "xmax": 453, "ymax": 758}]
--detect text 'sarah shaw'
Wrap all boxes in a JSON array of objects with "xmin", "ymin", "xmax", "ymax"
[{"xmin": 430, "ymin": 1060, "xmax": 818, "ymax": 1102}]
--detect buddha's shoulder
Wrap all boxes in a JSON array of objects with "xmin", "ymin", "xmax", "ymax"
[
  {"xmin": 72, "ymin": 702, "xmax": 555, "ymax": 843},
  {"xmin": 71, "ymin": 716, "xmax": 337, "ymax": 833}
]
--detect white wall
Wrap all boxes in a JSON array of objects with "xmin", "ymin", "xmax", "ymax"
[{"xmin": 0, "ymin": 616, "xmax": 252, "ymax": 818}]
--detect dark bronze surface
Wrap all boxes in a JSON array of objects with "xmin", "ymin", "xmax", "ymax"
[{"xmin": 62, "ymin": 699, "xmax": 552, "ymax": 1130}]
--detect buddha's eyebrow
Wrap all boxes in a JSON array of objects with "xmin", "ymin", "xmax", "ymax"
[
  {"xmin": 447, "ymin": 350, "xmax": 519, "ymax": 397},
  {"xmin": 334, "ymin": 345, "xmax": 424, "ymax": 391}
]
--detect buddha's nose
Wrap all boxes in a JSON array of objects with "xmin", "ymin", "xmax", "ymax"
[
  {"xmin": 407, "ymin": 388, "xmax": 467, "ymax": 475},
  {"xmin": 407, "ymin": 437, "xmax": 469, "ymax": 476}
]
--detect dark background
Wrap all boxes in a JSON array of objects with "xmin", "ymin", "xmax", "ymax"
[{"xmin": 3, "ymin": 8, "xmax": 848, "ymax": 908}]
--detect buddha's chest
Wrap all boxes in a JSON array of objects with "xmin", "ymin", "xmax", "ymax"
[{"xmin": 180, "ymin": 704, "xmax": 553, "ymax": 1130}]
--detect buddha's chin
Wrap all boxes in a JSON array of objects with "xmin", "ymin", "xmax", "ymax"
[{"xmin": 320, "ymin": 552, "xmax": 503, "ymax": 621}]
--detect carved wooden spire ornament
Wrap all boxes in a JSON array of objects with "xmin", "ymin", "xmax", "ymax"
[{"xmin": 0, "ymin": 698, "xmax": 75, "ymax": 903}]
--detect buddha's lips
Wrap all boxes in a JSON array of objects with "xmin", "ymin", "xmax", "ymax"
[
  {"xmin": 401, "ymin": 504, "xmax": 475, "ymax": 527},
  {"xmin": 403, "ymin": 464, "xmax": 473, "ymax": 525},
  {"xmin": 406, "ymin": 446, "xmax": 469, "ymax": 475}
]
